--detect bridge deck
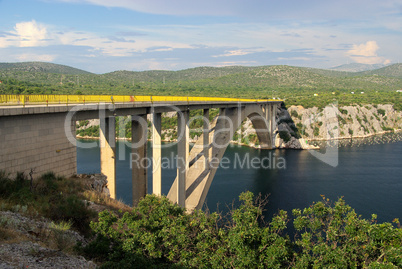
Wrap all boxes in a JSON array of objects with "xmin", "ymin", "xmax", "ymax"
[{"xmin": 0, "ymin": 100, "xmax": 282, "ymax": 118}]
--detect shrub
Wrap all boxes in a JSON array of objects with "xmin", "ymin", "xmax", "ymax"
[
  {"xmin": 377, "ymin": 108, "xmax": 386, "ymax": 116},
  {"xmin": 0, "ymin": 171, "xmax": 95, "ymax": 235},
  {"xmin": 278, "ymin": 130, "xmax": 291, "ymax": 142},
  {"xmin": 47, "ymin": 194, "xmax": 94, "ymax": 234},
  {"xmin": 49, "ymin": 220, "xmax": 75, "ymax": 251},
  {"xmin": 84, "ymin": 193, "xmax": 401, "ymax": 268},
  {"xmin": 291, "ymin": 196, "xmax": 402, "ymax": 268},
  {"xmin": 337, "ymin": 115, "xmax": 346, "ymax": 125},
  {"xmin": 313, "ymin": 127, "xmax": 320, "ymax": 136},
  {"xmin": 86, "ymin": 193, "xmax": 291, "ymax": 268}
]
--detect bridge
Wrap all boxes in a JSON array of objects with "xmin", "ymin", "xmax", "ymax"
[{"xmin": 0, "ymin": 94, "xmax": 281, "ymax": 211}]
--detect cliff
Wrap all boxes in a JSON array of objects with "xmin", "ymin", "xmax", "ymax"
[
  {"xmin": 76, "ymin": 104, "xmax": 402, "ymax": 150},
  {"xmin": 287, "ymin": 104, "xmax": 401, "ymax": 141}
]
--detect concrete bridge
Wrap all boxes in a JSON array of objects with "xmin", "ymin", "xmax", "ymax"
[{"xmin": 0, "ymin": 95, "xmax": 281, "ymax": 211}]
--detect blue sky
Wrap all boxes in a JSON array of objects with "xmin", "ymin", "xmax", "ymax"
[{"xmin": 0, "ymin": 0, "xmax": 401, "ymax": 73}]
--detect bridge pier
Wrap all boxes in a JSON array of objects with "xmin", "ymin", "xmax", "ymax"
[
  {"xmin": 203, "ymin": 109, "xmax": 210, "ymax": 169},
  {"xmin": 97, "ymin": 103, "xmax": 278, "ymax": 208},
  {"xmin": 270, "ymin": 104, "xmax": 277, "ymax": 146},
  {"xmin": 152, "ymin": 112, "xmax": 162, "ymax": 195},
  {"xmin": 100, "ymin": 116, "xmax": 116, "ymax": 199},
  {"xmin": 177, "ymin": 110, "xmax": 189, "ymax": 207},
  {"xmin": 131, "ymin": 114, "xmax": 148, "ymax": 206}
]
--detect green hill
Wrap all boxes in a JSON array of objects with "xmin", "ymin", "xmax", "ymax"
[
  {"xmin": 358, "ymin": 63, "xmax": 402, "ymax": 78},
  {"xmin": 0, "ymin": 62, "xmax": 92, "ymax": 75},
  {"xmin": 330, "ymin": 63, "xmax": 385, "ymax": 72},
  {"xmin": 101, "ymin": 66, "xmax": 258, "ymax": 84},
  {"xmin": 0, "ymin": 62, "xmax": 401, "ymax": 109}
]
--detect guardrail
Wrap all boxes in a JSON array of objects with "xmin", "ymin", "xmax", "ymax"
[{"xmin": 0, "ymin": 94, "xmax": 279, "ymax": 107}]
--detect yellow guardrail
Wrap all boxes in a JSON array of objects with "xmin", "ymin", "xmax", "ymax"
[{"xmin": 0, "ymin": 94, "xmax": 279, "ymax": 106}]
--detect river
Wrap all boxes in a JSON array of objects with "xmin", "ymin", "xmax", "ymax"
[{"xmin": 77, "ymin": 133, "xmax": 402, "ymax": 224}]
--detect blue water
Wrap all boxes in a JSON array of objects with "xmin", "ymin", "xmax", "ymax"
[{"xmin": 77, "ymin": 134, "xmax": 402, "ymax": 223}]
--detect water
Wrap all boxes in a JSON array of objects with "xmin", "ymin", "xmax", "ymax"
[{"xmin": 77, "ymin": 133, "xmax": 402, "ymax": 223}]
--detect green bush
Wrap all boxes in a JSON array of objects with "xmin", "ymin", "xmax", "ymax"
[
  {"xmin": 291, "ymin": 197, "xmax": 402, "ymax": 268},
  {"xmin": 84, "ymin": 193, "xmax": 401, "ymax": 268},
  {"xmin": 279, "ymin": 130, "xmax": 291, "ymax": 142},
  {"xmin": 313, "ymin": 127, "xmax": 320, "ymax": 136},
  {"xmin": 87, "ymin": 193, "xmax": 291, "ymax": 268},
  {"xmin": 377, "ymin": 109, "xmax": 386, "ymax": 116},
  {"xmin": 290, "ymin": 110, "xmax": 299, "ymax": 118}
]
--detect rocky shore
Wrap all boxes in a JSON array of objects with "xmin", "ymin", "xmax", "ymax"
[{"xmin": 75, "ymin": 103, "xmax": 401, "ymax": 150}]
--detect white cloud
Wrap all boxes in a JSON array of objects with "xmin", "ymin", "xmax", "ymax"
[
  {"xmin": 213, "ymin": 49, "xmax": 253, "ymax": 57},
  {"xmin": 347, "ymin": 41, "xmax": 390, "ymax": 64},
  {"xmin": 0, "ymin": 20, "xmax": 194, "ymax": 59},
  {"xmin": 14, "ymin": 20, "xmax": 48, "ymax": 47}
]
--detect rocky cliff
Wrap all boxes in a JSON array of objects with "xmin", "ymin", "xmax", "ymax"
[
  {"xmin": 76, "ymin": 104, "xmax": 402, "ymax": 150},
  {"xmin": 287, "ymin": 104, "xmax": 401, "ymax": 141}
]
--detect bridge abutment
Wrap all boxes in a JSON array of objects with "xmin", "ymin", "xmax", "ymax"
[{"xmin": 0, "ymin": 113, "xmax": 76, "ymax": 178}]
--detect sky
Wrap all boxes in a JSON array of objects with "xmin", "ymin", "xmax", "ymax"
[{"xmin": 0, "ymin": 0, "xmax": 401, "ymax": 73}]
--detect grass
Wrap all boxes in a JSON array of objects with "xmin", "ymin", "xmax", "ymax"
[
  {"xmin": 0, "ymin": 171, "xmax": 131, "ymax": 236},
  {"xmin": 0, "ymin": 170, "xmax": 135, "ymax": 262}
]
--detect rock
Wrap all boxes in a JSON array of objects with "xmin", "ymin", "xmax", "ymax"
[
  {"xmin": 287, "ymin": 104, "xmax": 402, "ymax": 141},
  {"xmin": 89, "ymin": 173, "xmax": 110, "ymax": 196},
  {"xmin": 0, "ymin": 241, "xmax": 96, "ymax": 269},
  {"xmin": 0, "ymin": 211, "xmax": 87, "ymax": 246}
]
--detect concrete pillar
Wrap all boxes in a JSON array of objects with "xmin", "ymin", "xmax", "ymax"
[
  {"xmin": 100, "ymin": 116, "xmax": 116, "ymax": 199},
  {"xmin": 271, "ymin": 104, "xmax": 277, "ymax": 147},
  {"xmin": 211, "ymin": 108, "xmax": 227, "ymax": 161},
  {"xmin": 267, "ymin": 104, "xmax": 272, "ymax": 134},
  {"xmin": 264, "ymin": 104, "xmax": 269, "ymax": 121},
  {"xmin": 152, "ymin": 112, "xmax": 162, "ymax": 195},
  {"xmin": 271, "ymin": 104, "xmax": 277, "ymax": 133},
  {"xmin": 131, "ymin": 114, "xmax": 148, "ymax": 206},
  {"xmin": 203, "ymin": 109, "xmax": 209, "ymax": 169},
  {"xmin": 177, "ymin": 110, "xmax": 189, "ymax": 207}
]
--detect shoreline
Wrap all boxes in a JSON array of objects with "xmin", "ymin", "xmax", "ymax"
[
  {"xmin": 304, "ymin": 129, "xmax": 401, "ymax": 142},
  {"xmin": 76, "ymin": 129, "xmax": 401, "ymax": 150}
]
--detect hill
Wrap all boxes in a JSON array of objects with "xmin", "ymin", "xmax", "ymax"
[
  {"xmin": 330, "ymin": 63, "xmax": 385, "ymax": 72},
  {"xmin": 358, "ymin": 63, "xmax": 402, "ymax": 78},
  {"xmin": 101, "ymin": 66, "xmax": 258, "ymax": 84},
  {"xmin": 0, "ymin": 62, "xmax": 92, "ymax": 75},
  {"xmin": 0, "ymin": 62, "xmax": 401, "ymax": 110}
]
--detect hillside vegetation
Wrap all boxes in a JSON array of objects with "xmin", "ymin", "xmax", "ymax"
[
  {"xmin": 0, "ymin": 62, "xmax": 401, "ymax": 110},
  {"xmin": 0, "ymin": 62, "xmax": 91, "ymax": 75},
  {"xmin": 1, "ymin": 171, "xmax": 401, "ymax": 268}
]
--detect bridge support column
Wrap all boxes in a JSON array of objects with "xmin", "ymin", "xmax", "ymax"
[
  {"xmin": 203, "ymin": 109, "xmax": 209, "ymax": 169},
  {"xmin": 271, "ymin": 104, "xmax": 277, "ymax": 146},
  {"xmin": 152, "ymin": 112, "xmax": 162, "ymax": 195},
  {"xmin": 131, "ymin": 114, "xmax": 148, "ymax": 206},
  {"xmin": 264, "ymin": 104, "xmax": 270, "ymax": 130},
  {"xmin": 100, "ymin": 116, "xmax": 116, "ymax": 198},
  {"xmin": 177, "ymin": 110, "xmax": 189, "ymax": 207}
]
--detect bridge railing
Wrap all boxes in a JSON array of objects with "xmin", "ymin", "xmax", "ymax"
[{"xmin": 0, "ymin": 94, "xmax": 277, "ymax": 106}]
